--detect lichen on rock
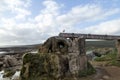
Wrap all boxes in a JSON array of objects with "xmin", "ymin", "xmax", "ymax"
[{"xmin": 20, "ymin": 36, "xmax": 95, "ymax": 80}]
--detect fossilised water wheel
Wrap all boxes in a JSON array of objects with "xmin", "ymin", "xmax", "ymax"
[{"xmin": 20, "ymin": 36, "xmax": 95, "ymax": 80}]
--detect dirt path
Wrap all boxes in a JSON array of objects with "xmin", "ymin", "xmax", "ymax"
[
  {"xmin": 103, "ymin": 66, "xmax": 120, "ymax": 80},
  {"xmin": 88, "ymin": 61, "xmax": 120, "ymax": 80},
  {"xmin": 79, "ymin": 67, "xmax": 109, "ymax": 80}
]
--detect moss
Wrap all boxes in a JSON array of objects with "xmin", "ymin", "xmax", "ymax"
[
  {"xmin": 21, "ymin": 77, "xmax": 53, "ymax": 80},
  {"xmin": 78, "ymin": 62, "xmax": 96, "ymax": 77},
  {"xmin": 21, "ymin": 54, "xmax": 96, "ymax": 80},
  {"xmin": 3, "ymin": 70, "xmax": 16, "ymax": 78},
  {"xmin": 20, "ymin": 53, "xmax": 60, "ymax": 80}
]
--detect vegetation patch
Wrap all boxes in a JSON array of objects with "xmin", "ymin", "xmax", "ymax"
[
  {"xmin": 20, "ymin": 53, "xmax": 61, "ymax": 80},
  {"xmin": 107, "ymin": 60, "xmax": 120, "ymax": 67},
  {"xmin": 94, "ymin": 49, "xmax": 120, "ymax": 67},
  {"xmin": 94, "ymin": 53, "xmax": 116, "ymax": 61},
  {"xmin": 78, "ymin": 62, "xmax": 96, "ymax": 77},
  {"xmin": 94, "ymin": 49, "xmax": 117, "ymax": 61}
]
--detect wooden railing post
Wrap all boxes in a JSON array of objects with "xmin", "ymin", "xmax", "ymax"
[{"xmin": 116, "ymin": 39, "xmax": 120, "ymax": 60}]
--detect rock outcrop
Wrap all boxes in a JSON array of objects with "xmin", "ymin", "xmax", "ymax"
[
  {"xmin": 0, "ymin": 53, "xmax": 23, "ymax": 78},
  {"xmin": 20, "ymin": 37, "xmax": 95, "ymax": 80}
]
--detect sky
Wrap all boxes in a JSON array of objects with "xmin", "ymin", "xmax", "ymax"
[{"xmin": 0, "ymin": 0, "xmax": 120, "ymax": 46}]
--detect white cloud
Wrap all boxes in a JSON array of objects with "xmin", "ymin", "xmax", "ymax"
[
  {"xmin": 42, "ymin": 0, "xmax": 60, "ymax": 15},
  {"xmin": 34, "ymin": 0, "xmax": 61, "ymax": 35},
  {"xmin": 57, "ymin": 4, "xmax": 120, "ymax": 28},
  {"xmin": 0, "ymin": 0, "xmax": 120, "ymax": 46},
  {"xmin": 79, "ymin": 19, "xmax": 120, "ymax": 34},
  {"xmin": 0, "ymin": 0, "xmax": 31, "ymax": 19},
  {"xmin": 14, "ymin": 8, "xmax": 31, "ymax": 19}
]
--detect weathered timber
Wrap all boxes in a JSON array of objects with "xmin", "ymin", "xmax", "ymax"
[
  {"xmin": 59, "ymin": 33, "xmax": 120, "ymax": 40},
  {"xmin": 116, "ymin": 39, "xmax": 120, "ymax": 60}
]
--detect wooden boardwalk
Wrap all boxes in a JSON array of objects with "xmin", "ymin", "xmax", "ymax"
[{"xmin": 59, "ymin": 33, "xmax": 120, "ymax": 40}]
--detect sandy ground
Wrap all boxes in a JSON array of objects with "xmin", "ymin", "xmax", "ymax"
[
  {"xmin": 103, "ymin": 66, "xmax": 120, "ymax": 80},
  {"xmin": 81, "ymin": 61, "xmax": 120, "ymax": 80}
]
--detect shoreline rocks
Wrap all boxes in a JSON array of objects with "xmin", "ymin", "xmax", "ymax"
[{"xmin": 0, "ymin": 53, "xmax": 24, "ymax": 79}]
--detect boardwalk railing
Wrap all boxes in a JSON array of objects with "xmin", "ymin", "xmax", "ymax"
[{"xmin": 59, "ymin": 33, "xmax": 120, "ymax": 40}]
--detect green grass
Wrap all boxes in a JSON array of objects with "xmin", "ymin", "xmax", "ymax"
[
  {"xmin": 78, "ymin": 62, "xmax": 96, "ymax": 77},
  {"xmin": 94, "ymin": 52, "xmax": 117, "ymax": 61},
  {"xmin": 107, "ymin": 60, "xmax": 120, "ymax": 67},
  {"xmin": 94, "ymin": 49, "xmax": 120, "ymax": 67}
]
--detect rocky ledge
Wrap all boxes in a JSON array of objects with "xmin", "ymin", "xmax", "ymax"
[{"xmin": 0, "ymin": 53, "xmax": 23, "ymax": 78}]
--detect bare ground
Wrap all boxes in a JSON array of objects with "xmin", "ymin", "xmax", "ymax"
[{"xmin": 79, "ymin": 61, "xmax": 120, "ymax": 80}]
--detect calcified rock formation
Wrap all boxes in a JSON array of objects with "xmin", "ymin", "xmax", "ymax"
[{"xmin": 20, "ymin": 37, "xmax": 95, "ymax": 80}]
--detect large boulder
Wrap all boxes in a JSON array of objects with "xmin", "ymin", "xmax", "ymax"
[
  {"xmin": 20, "ymin": 37, "xmax": 95, "ymax": 80},
  {"xmin": 0, "ymin": 54, "xmax": 23, "ymax": 78},
  {"xmin": 3, "ymin": 55, "xmax": 18, "ymax": 68}
]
